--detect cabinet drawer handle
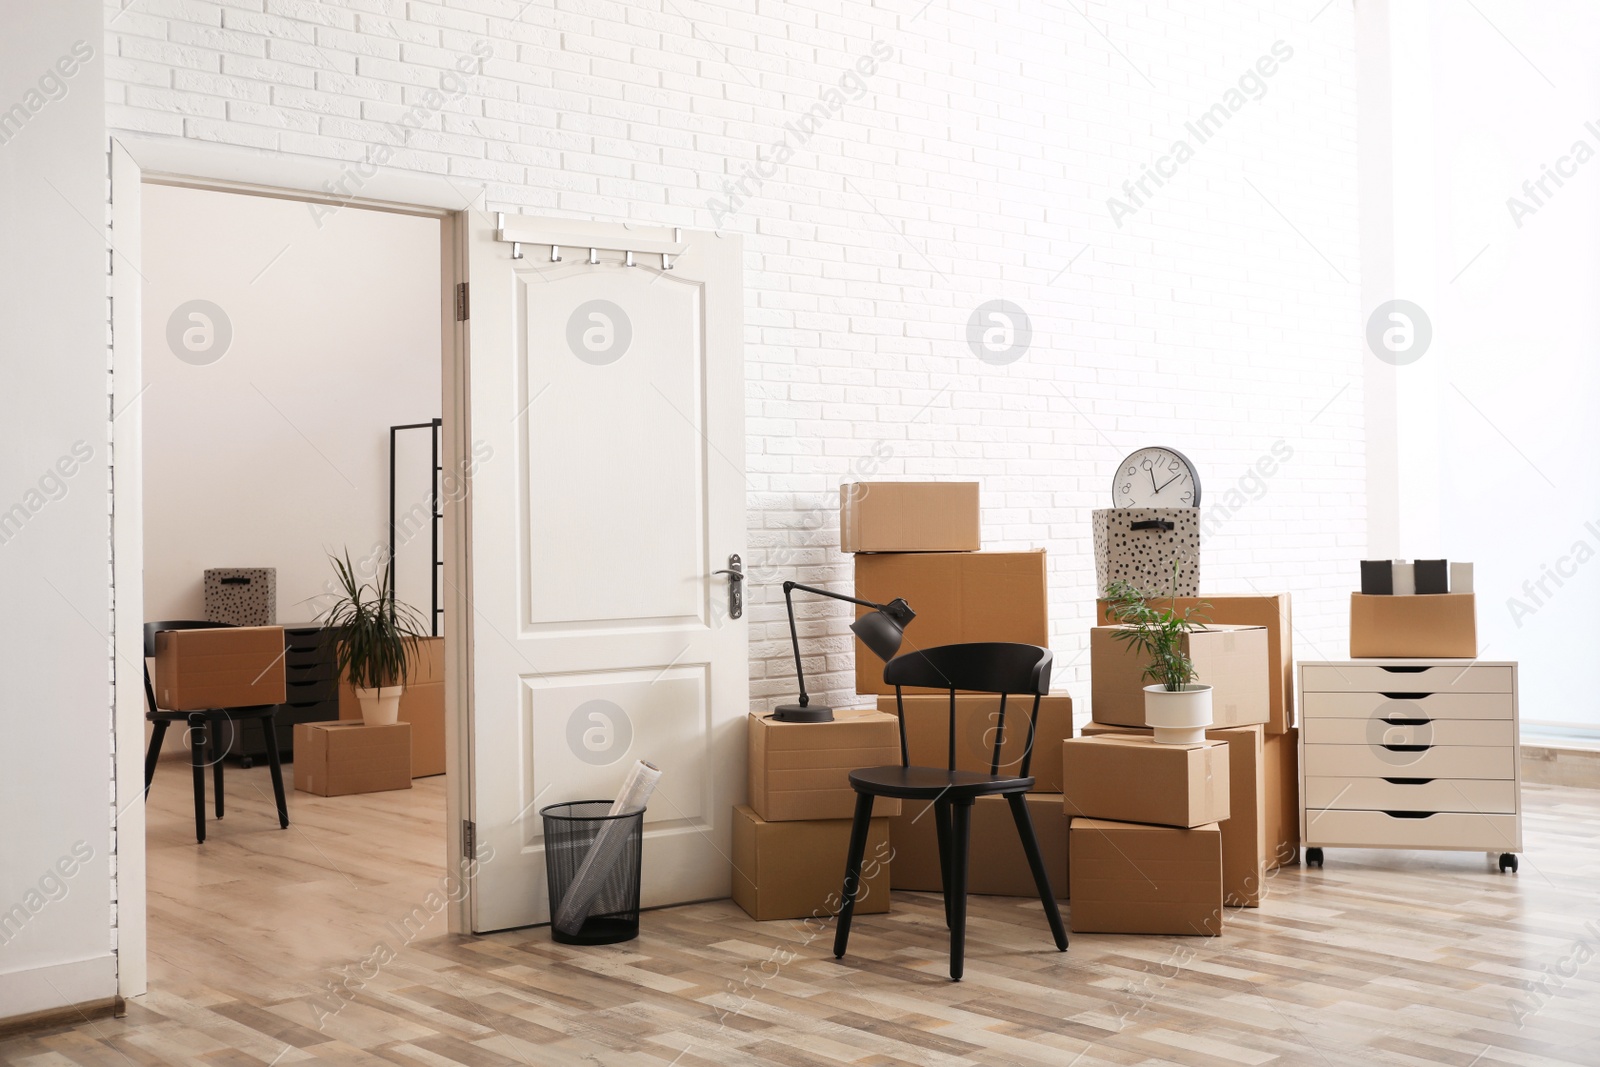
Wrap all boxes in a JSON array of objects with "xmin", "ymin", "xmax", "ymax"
[
  {"xmin": 1381, "ymin": 717, "xmax": 1430, "ymax": 726},
  {"xmin": 1383, "ymin": 811, "xmax": 1436, "ymax": 819},
  {"xmin": 1379, "ymin": 666, "xmax": 1430, "ymax": 674},
  {"xmin": 1382, "ymin": 744, "xmax": 1430, "ymax": 753},
  {"xmin": 1382, "ymin": 777, "xmax": 1434, "ymax": 785},
  {"xmin": 1380, "ymin": 692, "xmax": 1431, "ymax": 700}
]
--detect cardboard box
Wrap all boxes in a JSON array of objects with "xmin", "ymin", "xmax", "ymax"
[
  {"xmin": 1082, "ymin": 723, "xmax": 1266, "ymax": 907},
  {"xmin": 748, "ymin": 709, "xmax": 902, "ymax": 821},
  {"xmin": 1062, "ymin": 735, "xmax": 1230, "ymax": 828},
  {"xmin": 1090, "ymin": 624, "xmax": 1268, "ymax": 729},
  {"xmin": 1098, "ymin": 593, "xmax": 1294, "ymax": 734},
  {"xmin": 888, "ymin": 793, "xmax": 1069, "ymax": 897},
  {"xmin": 840, "ymin": 481, "xmax": 980, "ymax": 553},
  {"xmin": 1264, "ymin": 727, "xmax": 1300, "ymax": 869},
  {"xmin": 293, "ymin": 721, "xmax": 413, "ymax": 796},
  {"xmin": 153, "ymin": 625, "xmax": 286, "ymax": 711},
  {"xmin": 874, "ymin": 694, "xmax": 1073, "ymax": 792},
  {"xmin": 731, "ymin": 805, "xmax": 890, "ymax": 921},
  {"xmin": 340, "ymin": 637, "xmax": 446, "ymax": 778},
  {"xmin": 1349, "ymin": 593, "xmax": 1477, "ymax": 658},
  {"xmin": 853, "ymin": 550, "xmax": 1049, "ymax": 694},
  {"xmin": 1069, "ymin": 818, "xmax": 1223, "ymax": 935}
]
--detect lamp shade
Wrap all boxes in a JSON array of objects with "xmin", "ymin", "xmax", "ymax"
[{"xmin": 851, "ymin": 609, "xmax": 906, "ymax": 661}]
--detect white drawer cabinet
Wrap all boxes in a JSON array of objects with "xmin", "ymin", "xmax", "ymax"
[{"xmin": 1298, "ymin": 659, "xmax": 1522, "ymax": 872}]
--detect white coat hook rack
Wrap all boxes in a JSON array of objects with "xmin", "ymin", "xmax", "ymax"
[
  {"xmin": 662, "ymin": 228, "xmax": 682, "ymax": 269},
  {"xmin": 499, "ymin": 214, "xmax": 524, "ymax": 260}
]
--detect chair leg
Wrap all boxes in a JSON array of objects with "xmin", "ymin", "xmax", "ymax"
[
  {"xmin": 211, "ymin": 728, "xmax": 224, "ymax": 819},
  {"xmin": 261, "ymin": 713, "xmax": 289, "ymax": 829},
  {"xmin": 933, "ymin": 799, "xmax": 953, "ymax": 929},
  {"xmin": 1007, "ymin": 791, "xmax": 1068, "ymax": 951},
  {"xmin": 948, "ymin": 798, "xmax": 972, "ymax": 982},
  {"xmin": 144, "ymin": 720, "xmax": 168, "ymax": 798},
  {"xmin": 188, "ymin": 715, "xmax": 207, "ymax": 844},
  {"xmin": 831, "ymin": 791, "xmax": 875, "ymax": 960}
]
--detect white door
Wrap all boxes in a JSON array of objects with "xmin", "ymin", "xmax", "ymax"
[{"xmin": 464, "ymin": 215, "xmax": 747, "ymax": 932}]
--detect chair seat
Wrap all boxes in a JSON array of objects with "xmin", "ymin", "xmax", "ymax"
[
  {"xmin": 146, "ymin": 705, "xmax": 279, "ymax": 723},
  {"xmin": 848, "ymin": 765, "xmax": 1035, "ymax": 800}
]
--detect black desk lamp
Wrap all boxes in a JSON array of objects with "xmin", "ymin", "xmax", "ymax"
[{"xmin": 774, "ymin": 581, "xmax": 915, "ymax": 723}]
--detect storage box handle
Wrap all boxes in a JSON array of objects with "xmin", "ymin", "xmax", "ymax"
[
  {"xmin": 1129, "ymin": 519, "xmax": 1175, "ymax": 532},
  {"xmin": 220, "ymin": 576, "xmax": 253, "ymax": 585}
]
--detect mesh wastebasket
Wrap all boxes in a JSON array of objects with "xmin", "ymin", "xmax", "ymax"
[{"xmin": 541, "ymin": 800, "xmax": 645, "ymax": 945}]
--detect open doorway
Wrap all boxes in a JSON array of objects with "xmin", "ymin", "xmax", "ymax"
[{"xmin": 135, "ymin": 180, "xmax": 457, "ymax": 1001}]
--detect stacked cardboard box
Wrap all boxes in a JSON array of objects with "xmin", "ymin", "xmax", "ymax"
[
  {"xmin": 1061, "ymin": 734, "xmax": 1228, "ymax": 935},
  {"xmin": 736, "ymin": 709, "xmax": 900, "ymax": 920},
  {"xmin": 887, "ymin": 793, "xmax": 1070, "ymax": 898},
  {"xmin": 1094, "ymin": 593, "xmax": 1300, "ymax": 863}
]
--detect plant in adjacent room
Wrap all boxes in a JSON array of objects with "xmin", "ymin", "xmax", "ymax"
[{"xmin": 320, "ymin": 550, "xmax": 428, "ymax": 726}]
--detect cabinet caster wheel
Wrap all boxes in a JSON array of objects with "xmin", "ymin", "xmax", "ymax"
[
  {"xmin": 240, "ymin": 757, "xmax": 254, "ymax": 769},
  {"xmin": 1499, "ymin": 853, "xmax": 1518, "ymax": 873},
  {"xmin": 1306, "ymin": 848, "xmax": 1324, "ymax": 868}
]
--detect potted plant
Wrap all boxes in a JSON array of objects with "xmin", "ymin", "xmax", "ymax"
[
  {"xmin": 1103, "ymin": 578, "xmax": 1212, "ymax": 744},
  {"xmin": 321, "ymin": 551, "xmax": 428, "ymax": 727}
]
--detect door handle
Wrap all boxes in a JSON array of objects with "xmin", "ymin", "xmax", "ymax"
[{"xmin": 714, "ymin": 554, "xmax": 743, "ymax": 620}]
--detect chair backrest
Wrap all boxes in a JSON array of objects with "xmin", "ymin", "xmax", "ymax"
[
  {"xmin": 882, "ymin": 643, "xmax": 1053, "ymax": 775},
  {"xmin": 143, "ymin": 620, "xmax": 233, "ymax": 714}
]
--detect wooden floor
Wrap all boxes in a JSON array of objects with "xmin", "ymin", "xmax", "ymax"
[{"xmin": 5, "ymin": 767, "xmax": 1600, "ymax": 1066}]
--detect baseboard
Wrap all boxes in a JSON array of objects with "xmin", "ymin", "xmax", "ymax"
[
  {"xmin": 1522, "ymin": 744, "xmax": 1600, "ymax": 789},
  {"xmin": 0, "ymin": 955, "xmax": 118, "ymax": 1029},
  {"xmin": 0, "ymin": 995, "xmax": 122, "ymax": 1039}
]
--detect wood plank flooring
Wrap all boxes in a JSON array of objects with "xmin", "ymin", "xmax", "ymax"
[{"xmin": 4, "ymin": 765, "xmax": 1599, "ymax": 1065}]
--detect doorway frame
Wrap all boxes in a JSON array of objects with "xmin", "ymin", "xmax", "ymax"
[{"xmin": 109, "ymin": 135, "xmax": 481, "ymax": 998}]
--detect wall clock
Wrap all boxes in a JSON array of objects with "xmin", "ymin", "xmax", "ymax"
[{"xmin": 1113, "ymin": 447, "xmax": 1201, "ymax": 508}]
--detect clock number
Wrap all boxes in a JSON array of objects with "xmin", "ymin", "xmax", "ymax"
[
  {"xmin": 1120, "ymin": 483, "xmax": 1131, "ymax": 495},
  {"xmin": 1141, "ymin": 458, "xmax": 1153, "ymax": 471},
  {"xmin": 1180, "ymin": 491, "xmax": 1192, "ymax": 504},
  {"xmin": 1126, "ymin": 465, "xmax": 1137, "ymax": 476},
  {"xmin": 1168, "ymin": 458, "xmax": 1180, "ymax": 472}
]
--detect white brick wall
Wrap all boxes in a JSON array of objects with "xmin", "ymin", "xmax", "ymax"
[{"xmin": 106, "ymin": 0, "xmax": 1365, "ymax": 716}]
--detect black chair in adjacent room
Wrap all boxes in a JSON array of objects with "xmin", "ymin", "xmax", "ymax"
[
  {"xmin": 832, "ymin": 642, "xmax": 1068, "ymax": 981},
  {"xmin": 143, "ymin": 620, "xmax": 289, "ymax": 843}
]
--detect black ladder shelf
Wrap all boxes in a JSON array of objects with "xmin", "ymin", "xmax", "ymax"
[{"xmin": 388, "ymin": 419, "xmax": 444, "ymax": 637}]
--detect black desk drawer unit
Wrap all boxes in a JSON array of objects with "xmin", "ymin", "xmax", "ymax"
[{"xmin": 227, "ymin": 625, "xmax": 340, "ymax": 766}]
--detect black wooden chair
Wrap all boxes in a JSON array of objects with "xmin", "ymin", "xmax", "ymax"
[
  {"xmin": 143, "ymin": 620, "xmax": 289, "ymax": 843},
  {"xmin": 833, "ymin": 642, "xmax": 1068, "ymax": 980}
]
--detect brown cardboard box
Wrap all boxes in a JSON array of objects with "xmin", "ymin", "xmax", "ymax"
[
  {"xmin": 1082, "ymin": 723, "xmax": 1266, "ymax": 907},
  {"xmin": 748, "ymin": 709, "xmax": 902, "ymax": 821},
  {"xmin": 731, "ymin": 805, "xmax": 890, "ymax": 921},
  {"xmin": 1099, "ymin": 594, "xmax": 1294, "ymax": 734},
  {"xmin": 840, "ymin": 481, "xmax": 980, "ymax": 553},
  {"xmin": 1264, "ymin": 727, "xmax": 1300, "ymax": 869},
  {"xmin": 339, "ymin": 637, "xmax": 446, "ymax": 778},
  {"xmin": 1349, "ymin": 593, "xmax": 1477, "ymax": 658},
  {"xmin": 1062, "ymin": 735, "xmax": 1230, "ymax": 828},
  {"xmin": 153, "ymin": 625, "xmax": 286, "ymax": 711},
  {"xmin": 875, "ymin": 694, "xmax": 1073, "ymax": 792},
  {"xmin": 888, "ymin": 793, "xmax": 1069, "ymax": 897},
  {"xmin": 853, "ymin": 550, "xmax": 1049, "ymax": 694},
  {"xmin": 1069, "ymin": 818, "xmax": 1223, "ymax": 935},
  {"xmin": 1090, "ymin": 624, "xmax": 1268, "ymax": 728},
  {"xmin": 293, "ymin": 721, "xmax": 412, "ymax": 796}
]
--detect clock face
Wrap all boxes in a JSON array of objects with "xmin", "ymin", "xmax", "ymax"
[{"xmin": 1113, "ymin": 447, "xmax": 1201, "ymax": 508}]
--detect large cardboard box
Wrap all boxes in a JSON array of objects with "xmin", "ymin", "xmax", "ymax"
[
  {"xmin": 840, "ymin": 481, "xmax": 980, "ymax": 553},
  {"xmin": 1062, "ymin": 735, "xmax": 1230, "ymax": 828},
  {"xmin": 293, "ymin": 721, "xmax": 413, "ymax": 796},
  {"xmin": 340, "ymin": 637, "xmax": 446, "ymax": 778},
  {"xmin": 1264, "ymin": 727, "xmax": 1300, "ymax": 869},
  {"xmin": 748, "ymin": 709, "xmax": 902, "ymax": 821},
  {"xmin": 853, "ymin": 550, "xmax": 1049, "ymax": 694},
  {"xmin": 888, "ymin": 793, "xmax": 1069, "ymax": 897},
  {"xmin": 153, "ymin": 625, "xmax": 286, "ymax": 711},
  {"xmin": 731, "ymin": 805, "xmax": 890, "ymax": 921},
  {"xmin": 875, "ymin": 694, "xmax": 1073, "ymax": 792},
  {"xmin": 1349, "ymin": 593, "xmax": 1477, "ymax": 658},
  {"xmin": 1099, "ymin": 593, "xmax": 1293, "ymax": 734},
  {"xmin": 1083, "ymin": 723, "xmax": 1266, "ymax": 907},
  {"xmin": 1090, "ymin": 624, "xmax": 1268, "ymax": 728},
  {"xmin": 1069, "ymin": 818, "xmax": 1223, "ymax": 935}
]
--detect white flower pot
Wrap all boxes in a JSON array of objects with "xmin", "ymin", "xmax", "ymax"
[
  {"xmin": 1143, "ymin": 683, "xmax": 1213, "ymax": 745},
  {"xmin": 355, "ymin": 685, "xmax": 404, "ymax": 727}
]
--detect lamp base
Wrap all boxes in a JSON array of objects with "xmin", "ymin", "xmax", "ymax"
[{"xmin": 772, "ymin": 703, "xmax": 834, "ymax": 723}]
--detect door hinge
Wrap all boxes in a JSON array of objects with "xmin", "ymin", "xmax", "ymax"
[
  {"xmin": 462, "ymin": 818, "xmax": 476, "ymax": 859},
  {"xmin": 455, "ymin": 282, "xmax": 470, "ymax": 321}
]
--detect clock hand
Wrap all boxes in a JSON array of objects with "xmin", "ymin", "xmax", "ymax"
[
  {"xmin": 1149, "ymin": 468, "xmax": 1159, "ymax": 494},
  {"xmin": 1156, "ymin": 473, "xmax": 1183, "ymax": 493}
]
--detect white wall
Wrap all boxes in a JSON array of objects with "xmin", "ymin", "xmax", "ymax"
[
  {"xmin": 104, "ymin": 1, "xmax": 1366, "ymax": 716},
  {"xmin": 1365, "ymin": 0, "xmax": 1597, "ymax": 727},
  {"xmin": 0, "ymin": 0, "xmax": 118, "ymax": 1018},
  {"xmin": 140, "ymin": 184, "xmax": 441, "ymax": 626}
]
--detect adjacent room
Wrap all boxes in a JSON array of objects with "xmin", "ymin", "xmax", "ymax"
[{"xmin": 3, "ymin": 1, "xmax": 1598, "ymax": 1065}]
